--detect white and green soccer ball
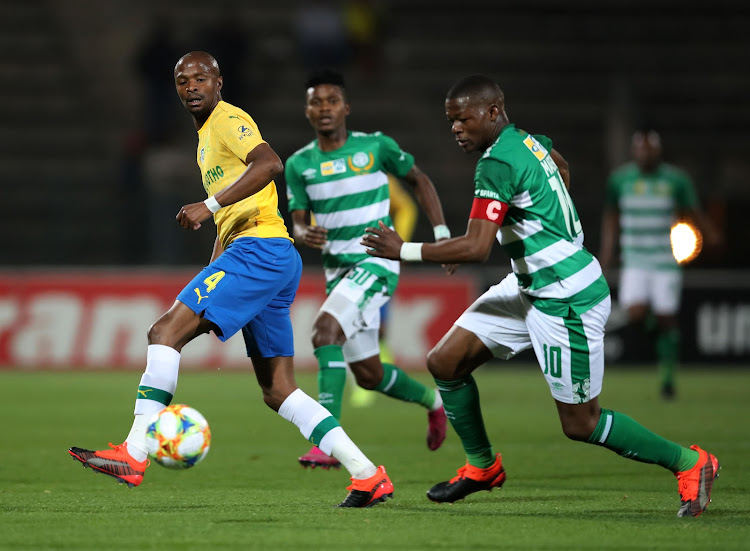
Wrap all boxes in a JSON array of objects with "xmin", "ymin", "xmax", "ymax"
[{"xmin": 145, "ymin": 404, "xmax": 211, "ymax": 469}]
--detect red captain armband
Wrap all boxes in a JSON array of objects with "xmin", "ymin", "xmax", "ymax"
[{"xmin": 469, "ymin": 197, "xmax": 509, "ymax": 226}]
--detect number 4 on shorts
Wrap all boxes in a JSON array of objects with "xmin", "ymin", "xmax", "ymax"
[{"xmin": 204, "ymin": 271, "xmax": 225, "ymax": 293}]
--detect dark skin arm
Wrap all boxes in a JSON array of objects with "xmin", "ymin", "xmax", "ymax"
[
  {"xmin": 176, "ymin": 142, "xmax": 283, "ymax": 230},
  {"xmin": 209, "ymin": 236, "xmax": 224, "ymax": 263},
  {"xmin": 598, "ymin": 207, "xmax": 620, "ymax": 271},
  {"xmin": 362, "ymin": 218, "xmax": 499, "ymax": 264},
  {"xmin": 402, "ymin": 164, "xmax": 448, "ymax": 229},
  {"xmin": 402, "ymin": 163, "xmax": 458, "ymax": 274},
  {"xmin": 550, "ymin": 148, "xmax": 570, "ymax": 189},
  {"xmin": 291, "ymin": 209, "xmax": 327, "ymax": 249}
]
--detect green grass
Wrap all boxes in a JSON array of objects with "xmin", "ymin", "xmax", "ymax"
[{"xmin": 1, "ymin": 366, "xmax": 748, "ymax": 550}]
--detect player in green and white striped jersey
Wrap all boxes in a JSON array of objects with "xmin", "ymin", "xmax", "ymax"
[
  {"xmin": 363, "ymin": 75, "xmax": 718, "ymax": 516},
  {"xmin": 600, "ymin": 130, "xmax": 717, "ymax": 399},
  {"xmin": 285, "ymin": 69, "xmax": 453, "ymax": 470}
]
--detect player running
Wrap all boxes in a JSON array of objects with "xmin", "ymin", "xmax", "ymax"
[
  {"xmin": 68, "ymin": 52, "xmax": 392, "ymax": 508},
  {"xmin": 362, "ymin": 74, "xmax": 719, "ymax": 517},
  {"xmin": 285, "ymin": 69, "xmax": 452, "ymax": 469},
  {"xmin": 599, "ymin": 129, "xmax": 718, "ymax": 399}
]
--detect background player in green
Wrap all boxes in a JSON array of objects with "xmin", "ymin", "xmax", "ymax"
[
  {"xmin": 599, "ymin": 129, "xmax": 718, "ymax": 399},
  {"xmin": 69, "ymin": 52, "xmax": 394, "ymax": 508},
  {"xmin": 363, "ymin": 75, "xmax": 719, "ymax": 517},
  {"xmin": 285, "ymin": 69, "xmax": 453, "ymax": 469}
]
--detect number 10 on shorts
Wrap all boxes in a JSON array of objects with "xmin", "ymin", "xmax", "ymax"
[{"xmin": 543, "ymin": 344, "xmax": 562, "ymax": 378}]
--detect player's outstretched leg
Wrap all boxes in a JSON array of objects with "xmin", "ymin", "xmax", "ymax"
[
  {"xmin": 586, "ymin": 408, "xmax": 720, "ymax": 517},
  {"xmin": 68, "ymin": 442, "xmax": 149, "ymax": 488},
  {"xmin": 68, "ymin": 345, "xmax": 178, "ymax": 488},
  {"xmin": 427, "ymin": 453, "xmax": 505, "ymax": 503},
  {"xmin": 279, "ymin": 388, "xmax": 393, "ymax": 507},
  {"xmin": 371, "ymin": 362, "xmax": 447, "ymax": 451},
  {"xmin": 675, "ymin": 445, "xmax": 720, "ymax": 517}
]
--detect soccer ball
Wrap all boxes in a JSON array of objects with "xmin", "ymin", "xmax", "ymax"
[{"xmin": 145, "ymin": 404, "xmax": 211, "ymax": 469}]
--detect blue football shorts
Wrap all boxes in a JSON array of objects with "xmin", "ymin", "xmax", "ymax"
[{"xmin": 176, "ymin": 237, "xmax": 302, "ymax": 358}]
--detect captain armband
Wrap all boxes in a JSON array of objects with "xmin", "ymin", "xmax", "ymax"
[{"xmin": 469, "ymin": 197, "xmax": 509, "ymax": 226}]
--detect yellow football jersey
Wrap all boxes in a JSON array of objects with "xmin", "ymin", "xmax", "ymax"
[{"xmin": 197, "ymin": 101, "xmax": 290, "ymax": 249}]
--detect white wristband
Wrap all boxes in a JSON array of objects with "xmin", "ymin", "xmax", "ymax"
[
  {"xmin": 433, "ymin": 224, "xmax": 451, "ymax": 240},
  {"xmin": 204, "ymin": 196, "xmax": 222, "ymax": 214},
  {"xmin": 400, "ymin": 242, "xmax": 423, "ymax": 262}
]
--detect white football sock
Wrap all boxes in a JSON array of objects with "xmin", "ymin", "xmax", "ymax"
[
  {"xmin": 278, "ymin": 388, "xmax": 377, "ymax": 480},
  {"xmin": 319, "ymin": 427, "xmax": 377, "ymax": 480},
  {"xmin": 126, "ymin": 344, "xmax": 180, "ymax": 461}
]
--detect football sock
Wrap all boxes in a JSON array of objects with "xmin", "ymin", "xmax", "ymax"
[
  {"xmin": 278, "ymin": 388, "xmax": 376, "ymax": 480},
  {"xmin": 314, "ymin": 345, "xmax": 347, "ymax": 420},
  {"xmin": 375, "ymin": 362, "xmax": 437, "ymax": 409},
  {"xmin": 587, "ymin": 408, "xmax": 699, "ymax": 472},
  {"xmin": 434, "ymin": 375, "xmax": 495, "ymax": 468},
  {"xmin": 656, "ymin": 328, "xmax": 679, "ymax": 388},
  {"xmin": 126, "ymin": 344, "xmax": 180, "ymax": 462}
]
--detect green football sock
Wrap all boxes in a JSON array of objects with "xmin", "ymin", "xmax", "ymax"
[
  {"xmin": 434, "ymin": 376, "xmax": 495, "ymax": 468},
  {"xmin": 656, "ymin": 328, "xmax": 679, "ymax": 388},
  {"xmin": 588, "ymin": 408, "xmax": 699, "ymax": 472},
  {"xmin": 375, "ymin": 363, "xmax": 436, "ymax": 409},
  {"xmin": 314, "ymin": 345, "xmax": 347, "ymax": 421}
]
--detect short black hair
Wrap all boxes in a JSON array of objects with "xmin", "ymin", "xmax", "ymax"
[
  {"xmin": 446, "ymin": 74, "xmax": 504, "ymax": 103},
  {"xmin": 305, "ymin": 68, "xmax": 346, "ymax": 90}
]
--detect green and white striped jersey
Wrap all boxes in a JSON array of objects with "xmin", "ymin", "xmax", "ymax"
[
  {"xmin": 285, "ymin": 131, "xmax": 415, "ymax": 294},
  {"xmin": 606, "ymin": 162, "xmax": 698, "ymax": 271},
  {"xmin": 474, "ymin": 124, "xmax": 609, "ymax": 316}
]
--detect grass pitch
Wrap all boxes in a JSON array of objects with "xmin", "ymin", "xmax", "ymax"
[{"xmin": 1, "ymin": 366, "xmax": 748, "ymax": 550}]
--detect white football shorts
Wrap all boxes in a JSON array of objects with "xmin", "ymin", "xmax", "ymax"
[
  {"xmin": 455, "ymin": 273, "xmax": 610, "ymax": 404},
  {"xmin": 319, "ymin": 265, "xmax": 390, "ymax": 363},
  {"xmin": 618, "ymin": 267, "xmax": 682, "ymax": 315}
]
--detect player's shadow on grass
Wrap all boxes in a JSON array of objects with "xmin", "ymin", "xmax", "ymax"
[{"xmin": 397, "ymin": 494, "xmax": 670, "ymax": 519}]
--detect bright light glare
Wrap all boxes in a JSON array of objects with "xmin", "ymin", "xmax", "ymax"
[{"xmin": 671, "ymin": 222, "xmax": 702, "ymax": 263}]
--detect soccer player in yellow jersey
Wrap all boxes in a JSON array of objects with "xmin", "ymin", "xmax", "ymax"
[{"xmin": 69, "ymin": 51, "xmax": 393, "ymax": 508}]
